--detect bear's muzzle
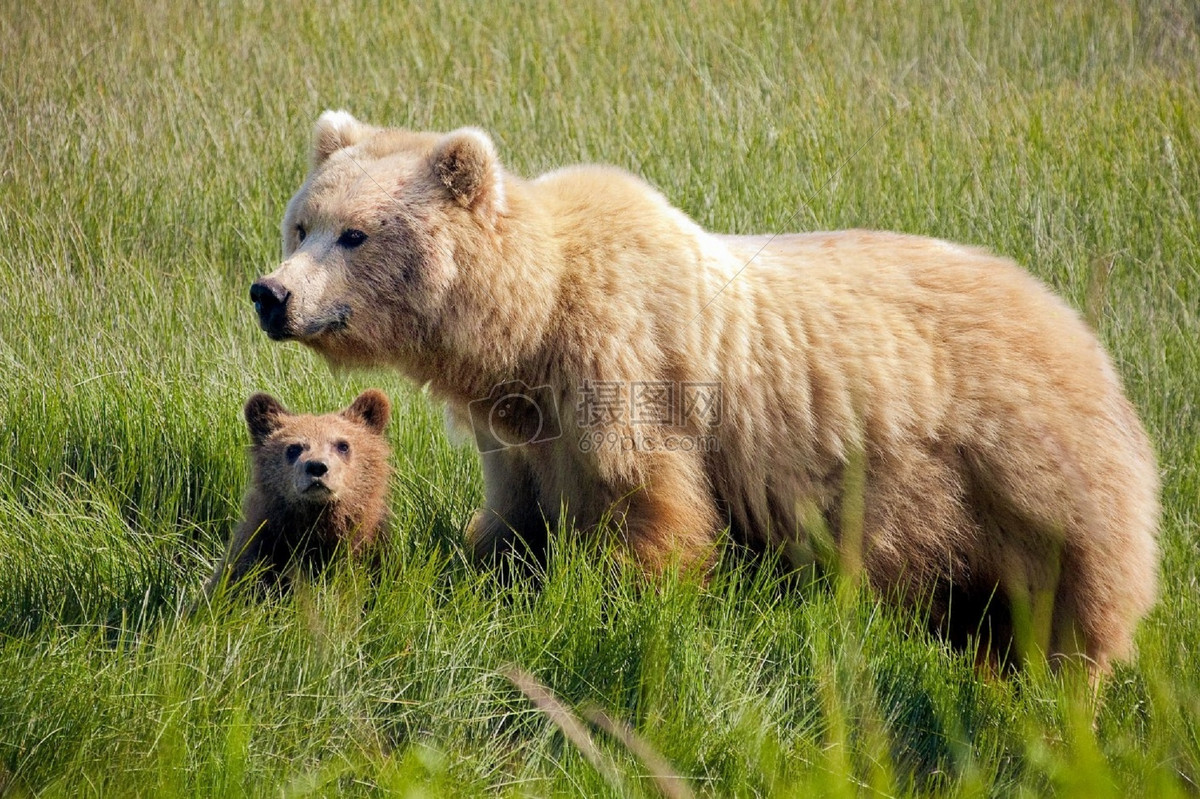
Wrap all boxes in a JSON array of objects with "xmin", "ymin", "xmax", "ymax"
[{"xmin": 250, "ymin": 278, "xmax": 292, "ymax": 340}]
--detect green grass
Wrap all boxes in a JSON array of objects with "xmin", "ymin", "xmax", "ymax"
[{"xmin": 2, "ymin": 0, "xmax": 1198, "ymax": 794}]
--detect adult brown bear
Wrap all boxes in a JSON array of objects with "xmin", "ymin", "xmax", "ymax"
[{"xmin": 250, "ymin": 111, "xmax": 1158, "ymax": 675}]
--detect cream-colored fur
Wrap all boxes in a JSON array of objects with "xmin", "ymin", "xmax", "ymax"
[{"xmin": 252, "ymin": 112, "xmax": 1159, "ymax": 674}]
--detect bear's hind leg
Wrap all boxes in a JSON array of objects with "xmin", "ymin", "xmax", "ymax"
[
  {"xmin": 1047, "ymin": 546, "xmax": 1144, "ymax": 681},
  {"xmin": 965, "ymin": 434, "xmax": 1154, "ymax": 679}
]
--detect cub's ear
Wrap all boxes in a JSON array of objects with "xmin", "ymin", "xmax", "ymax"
[
  {"xmin": 430, "ymin": 127, "xmax": 506, "ymax": 218},
  {"xmin": 312, "ymin": 109, "xmax": 372, "ymax": 168},
  {"xmin": 244, "ymin": 393, "xmax": 289, "ymax": 445},
  {"xmin": 343, "ymin": 389, "xmax": 391, "ymax": 434}
]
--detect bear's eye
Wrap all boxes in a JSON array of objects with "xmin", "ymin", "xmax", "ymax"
[
  {"xmin": 337, "ymin": 229, "xmax": 367, "ymax": 249},
  {"xmin": 285, "ymin": 443, "xmax": 303, "ymax": 463},
  {"xmin": 296, "ymin": 224, "xmax": 306, "ymax": 243},
  {"xmin": 335, "ymin": 440, "xmax": 351, "ymax": 456}
]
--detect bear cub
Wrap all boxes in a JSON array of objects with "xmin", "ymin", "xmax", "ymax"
[{"xmin": 205, "ymin": 389, "xmax": 392, "ymax": 595}]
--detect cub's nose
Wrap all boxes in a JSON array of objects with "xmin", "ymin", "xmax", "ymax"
[
  {"xmin": 305, "ymin": 460, "xmax": 328, "ymax": 478},
  {"xmin": 250, "ymin": 278, "xmax": 291, "ymax": 340}
]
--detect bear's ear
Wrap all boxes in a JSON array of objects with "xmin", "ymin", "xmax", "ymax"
[
  {"xmin": 311, "ymin": 109, "xmax": 371, "ymax": 168},
  {"xmin": 429, "ymin": 127, "xmax": 506, "ymax": 219},
  {"xmin": 245, "ymin": 393, "xmax": 289, "ymax": 445},
  {"xmin": 343, "ymin": 389, "xmax": 391, "ymax": 434}
]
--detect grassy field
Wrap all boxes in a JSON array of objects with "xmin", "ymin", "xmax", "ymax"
[{"xmin": 2, "ymin": 0, "xmax": 1198, "ymax": 795}]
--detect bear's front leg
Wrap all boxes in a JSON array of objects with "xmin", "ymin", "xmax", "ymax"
[
  {"xmin": 204, "ymin": 517, "xmax": 270, "ymax": 597},
  {"xmin": 612, "ymin": 452, "xmax": 723, "ymax": 576},
  {"xmin": 468, "ymin": 445, "xmax": 551, "ymax": 567}
]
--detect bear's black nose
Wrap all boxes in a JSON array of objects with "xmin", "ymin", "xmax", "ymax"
[
  {"xmin": 305, "ymin": 460, "xmax": 328, "ymax": 478},
  {"xmin": 250, "ymin": 278, "xmax": 291, "ymax": 340}
]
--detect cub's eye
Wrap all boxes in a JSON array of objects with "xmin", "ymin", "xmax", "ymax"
[
  {"xmin": 335, "ymin": 440, "xmax": 351, "ymax": 456},
  {"xmin": 285, "ymin": 443, "xmax": 303, "ymax": 463},
  {"xmin": 337, "ymin": 229, "xmax": 367, "ymax": 249},
  {"xmin": 296, "ymin": 224, "xmax": 307, "ymax": 243}
]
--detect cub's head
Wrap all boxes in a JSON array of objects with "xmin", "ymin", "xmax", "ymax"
[
  {"xmin": 244, "ymin": 389, "xmax": 392, "ymax": 507},
  {"xmin": 250, "ymin": 110, "xmax": 506, "ymax": 367}
]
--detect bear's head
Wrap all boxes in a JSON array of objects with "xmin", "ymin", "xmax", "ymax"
[
  {"xmin": 244, "ymin": 388, "xmax": 392, "ymax": 508},
  {"xmin": 250, "ymin": 111, "xmax": 513, "ymax": 375}
]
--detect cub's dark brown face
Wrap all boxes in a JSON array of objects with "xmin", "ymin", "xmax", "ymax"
[
  {"xmin": 250, "ymin": 110, "xmax": 505, "ymax": 368},
  {"xmin": 243, "ymin": 390, "xmax": 392, "ymax": 505},
  {"xmin": 263, "ymin": 425, "xmax": 355, "ymax": 504}
]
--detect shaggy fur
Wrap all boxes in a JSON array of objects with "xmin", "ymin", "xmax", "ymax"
[
  {"xmin": 206, "ymin": 389, "xmax": 392, "ymax": 594},
  {"xmin": 251, "ymin": 111, "xmax": 1159, "ymax": 674}
]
